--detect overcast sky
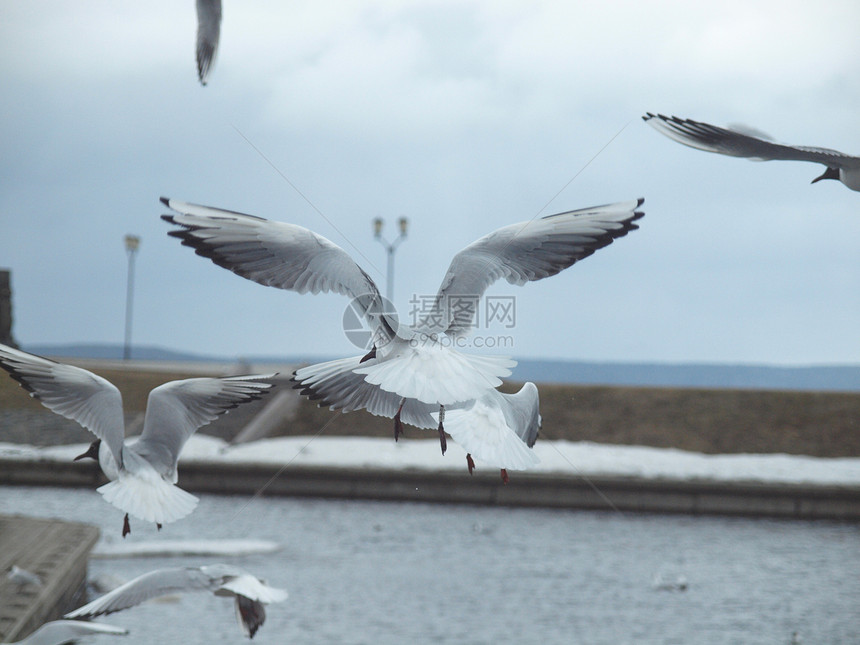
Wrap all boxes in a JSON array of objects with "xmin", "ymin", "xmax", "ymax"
[{"xmin": 1, "ymin": 0, "xmax": 858, "ymax": 366}]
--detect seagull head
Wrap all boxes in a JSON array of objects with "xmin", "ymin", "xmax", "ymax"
[
  {"xmin": 74, "ymin": 439, "xmax": 101, "ymax": 462},
  {"xmin": 811, "ymin": 166, "xmax": 840, "ymax": 184}
]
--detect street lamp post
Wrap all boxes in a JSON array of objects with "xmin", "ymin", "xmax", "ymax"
[
  {"xmin": 373, "ymin": 216, "xmax": 408, "ymax": 303},
  {"xmin": 123, "ymin": 234, "xmax": 141, "ymax": 360}
]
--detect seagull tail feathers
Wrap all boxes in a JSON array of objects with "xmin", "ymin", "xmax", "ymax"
[{"xmin": 98, "ymin": 472, "xmax": 199, "ymax": 525}]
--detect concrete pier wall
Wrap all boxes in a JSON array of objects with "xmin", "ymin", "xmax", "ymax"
[
  {"xmin": 0, "ymin": 515, "xmax": 99, "ymax": 643},
  {"xmin": 2, "ymin": 458, "xmax": 858, "ymax": 521}
]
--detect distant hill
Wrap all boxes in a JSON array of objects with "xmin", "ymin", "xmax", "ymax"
[{"xmin": 23, "ymin": 343, "xmax": 860, "ymax": 392}]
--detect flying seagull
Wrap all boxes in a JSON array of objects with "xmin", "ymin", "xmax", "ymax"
[
  {"xmin": 66, "ymin": 564, "xmax": 288, "ymax": 639},
  {"xmin": 196, "ymin": 0, "xmax": 222, "ymax": 85},
  {"xmin": 0, "ymin": 344, "xmax": 275, "ymax": 536},
  {"xmin": 6, "ymin": 565, "xmax": 42, "ymax": 588},
  {"xmin": 162, "ymin": 196, "xmax": 643, "ymax": 456},
  {"xmin": 1, "ymin": 620, "xmax": 127, "ymax": 645},
  {"xmin": 292, "ymin": 354, "xmax": 540, "ymax": 480},
  {"xmin": 643, "ymin": 113, "xmax": 860, "ymax": 191}
]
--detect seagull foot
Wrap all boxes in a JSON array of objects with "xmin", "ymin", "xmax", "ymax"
[
  {"xmin": 437, "ymin": 405, "xmax": 447, "ymax": 455},
  {"xmin": 467, "ymin": 454, "xmax": 475, "ymax": 475},
  {"xmin": 500, "ymin": 469, "xmax": 509, "ymax": 484},
  {"xmin": 394, "ymin": 398, "xmax": 405, "ymax": 442},
  {"xmin": 122, "ymin": 514, "xmax": 131, "ymax": 538},
  {"xmin": 156, "ymin": 523, "xmax": 162, "ymax": 532}
]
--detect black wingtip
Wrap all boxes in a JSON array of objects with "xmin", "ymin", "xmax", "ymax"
[{"xmin": 159, "ymin": 196, "xmax": 170, "ymax": 207}]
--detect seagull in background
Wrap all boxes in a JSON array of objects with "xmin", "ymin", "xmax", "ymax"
[
  {"xmin": 0, "ymin": 344, "xmax": 276, "ymax": 537},
  {"xmin": 196, "ymin": 0, "xmax": 222, "ymax": 85},
  {"xmin": 1, "ymin": 620, "xmax": 127, "ymax": 645},
  {"xmin": 6, "ymin": 565, "xmax": 42, "ymax": 588},
  {"xmin": 643, "ymin": 113, "xmax": 860, "ymax": 191},
  {"xmin": 162, "ymin": 197, "xmax": 643, "ymax": 460},
  {"xmin": 66, "ymin": 564, "xmax": 287, "ymax": 639},
  {"xmin": 293, "ymin": 355, "xmax": 541, "ymax": 480}
]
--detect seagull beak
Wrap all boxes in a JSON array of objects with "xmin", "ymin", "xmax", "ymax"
[
  {"xmin": 811, "ymin": 167, "xmax": 839, "ymax": 184},
  {"xmin": 74, "ymin": 440, "xmax": 101, "ymax": 462}
]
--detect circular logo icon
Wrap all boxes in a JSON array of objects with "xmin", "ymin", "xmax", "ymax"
[{"xmin": 342, "ymin": 294, "xmax": 400, "ymax": 350}]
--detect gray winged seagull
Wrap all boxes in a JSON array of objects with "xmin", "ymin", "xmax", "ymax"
[
  {"xmin": 0, "ymin": 344, "xmax": 275, "ymax": 536},
  {"xmin": 643, "ymin": 113, "xmax": 860, "ymax": 191},
  {"xmin": 1, "ymin": 620, "xmax": 127, "ymax": 645},
  {"xmin": 196, "ymin": 0, "xmax": 222, "ymax": 85},
  {"xmin": 65, "ymin": 564, "xmax": 287, "ymax": 639},
  {"xmin": 162, "ymin": 197, "xmax": 643, "ymax": 476}
]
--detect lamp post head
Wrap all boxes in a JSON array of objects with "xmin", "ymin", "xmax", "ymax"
[
  {"xmin": 372, "ymin": 218, "xmax": 384, "ymax": 239},
  {"xmin": 398, "ymin": 216, "xmax": 408, "ymax": 237},
  {"xmin": 124, "ymin": 234, "xmax": 141, "ymax": 253}
]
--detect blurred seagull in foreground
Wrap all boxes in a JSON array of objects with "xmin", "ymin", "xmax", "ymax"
[
  {"xmin": 162, "ymin": 197, "xmax": 643, "ymax": 463},
  {"xmin": 1, "ymin": 620, "xmax": 127, "ymax": 645},
  {"xmin": 196, "ymin": 0, "xmax": 222, "ymax": 85},
  {"xmin": 66, "ymin": 564, "xmax": 288, "ymax": 639},
  {"xmin": 643, "ymin": 113, "xmax": 860, "ymax": 191},
  {"xmin": 0, "ymin": 344, "xmax": 276, "ymax": 537}
]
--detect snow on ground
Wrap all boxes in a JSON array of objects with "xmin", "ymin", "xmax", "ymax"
[
  {"xmin": 2, "ymin": 435, "xmax": 859, "ymax": 486},
  {"xmin": 92, "ymin": 538, "xmax": 282, "ymax": 559}
]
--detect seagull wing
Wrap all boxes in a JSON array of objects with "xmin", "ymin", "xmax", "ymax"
[
  {"xmin": 195, "ymin": 0, "xmax": 221, "ymax": 85},
  {"xmin": 498, "ymin": 382, "xmax": 541, "ymax": 448},
  {"xmin": 161, "ymin": 197, "xmax": 394, "ymax": 340},
  {"xmin": 418, "ymin": 199, "xmax": 644, "ymax": 338},
  {"xmin": 643, "ymin": 113, "xmax": 860, "ymax": 167},
  {"xmin": 133, "ymin": 374, "xmax": 275, "ymax": 475},
  {"xmin": 64, "ymin": 567, "xmax": 223, "ymax": 618},
  {"xmin": 14, "ymin": 620, "xmax": 128, "ymax": 644},
  {"xmin": 292, "ymin": 356, "xmax": 439, "ymax": 428},
  {"xmin": 0, "ymin": 344, "xmax": 125, "ymax": 467}
]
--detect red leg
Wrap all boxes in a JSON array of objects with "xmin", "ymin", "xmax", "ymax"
[
  {"xmin": 122, "ymin": 514, "xmax": 131, "ymax": 538},
  {"xmin": 393, "ymin": 398, "xmax": 405, "ymax": 441},
  {"xmin": 466, "ymin": 454, "xmax": 475, "ymax": 475},
  {"xmin": 437, "ymin": 405, "xmax": 447, "ymax": 455},
  {"xmin": 500, "ymin": 469, "xmax": 509, "ymax": 484}
]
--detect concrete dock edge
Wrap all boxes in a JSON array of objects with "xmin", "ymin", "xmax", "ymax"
[
  {"xmin": 2, "ymin": 458, "xmax": 859, "ymax": 521},
  {"xmin": 0, "ymin": 515, "xmax": 100, "ymax": 643}
]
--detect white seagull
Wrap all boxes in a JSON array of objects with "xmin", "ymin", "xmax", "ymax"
[
  {"xmin": 0, "ymin": 344, "xmax": 275, "ymax": 537},
  {"xmin": 196, "ymin": 0, "xmax": 222, "ymax": 85},
  {"xmin": 1, "ymin": 620, "xmax": 127, "ymax": 645},
  {"xmin": 643, "ymin": 113, "xmax": 860, "ymax": 191},
  {"xmin": 6, "ymin": 565, "xmax": 42, "ymax": 588},
  {"xmin": 292, "ymin": 354, "xmax": 541, "ymax": 479},
  {"xmin": 65, "ymin": 564, "xmax": 288, "ymax": 639},
  {"xmin": 161, "ymin": 196, "xmax": 643, "ymax": 457}
]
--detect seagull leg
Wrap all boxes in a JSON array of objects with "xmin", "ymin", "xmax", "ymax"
[
  {"xmin": 394, "ymin": 398, "xmax": 405, "ymax": 441},
  {"xmin": 156, "ymin": 523, "xmax": 162, "ymax": 531},
  {"xmin": 437, "ymin": 405, "xmax": 447, "ymax": 455},
  {"xmin": 500, "ymin": 469, "xmax": 509, "ymax": 484},
  {"xmin": 466, "ymin": 454, "xmax": 475, "ymax": 475},
  {"xmin": 122, "ymin": 514, "xmax": 131, "ymax": 538}
]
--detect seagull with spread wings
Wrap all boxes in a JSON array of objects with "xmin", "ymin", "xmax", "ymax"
[
  {"xmin": 0, "ymin": 344, "xmax": 275, "ymax": 536},
  {"xmin": 162, "ymin": 197, "xmax": 643, "ymax": 472},
  {"xmin": 643, "ymin": 113, "xmax": 860, "ymax": 191},
  {"xmin": 66, "ymin": 564, "xmax": 287, "ymax": 639}
]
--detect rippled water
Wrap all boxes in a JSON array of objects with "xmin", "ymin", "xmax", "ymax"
[{"xmin": 3, "ymin": 485, "xmax": 859, "ymax": 644}]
